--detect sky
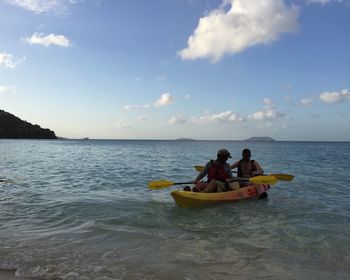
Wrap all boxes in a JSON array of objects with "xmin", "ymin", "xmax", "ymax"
[{"xmin": 0, "ymin": 0, "xmax": 349, "ymax": 141}]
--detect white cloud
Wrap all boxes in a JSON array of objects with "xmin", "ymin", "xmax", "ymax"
[
  {"xmin": 103, "ymin": 119, "xmax": 130, "ymax": 129},
  {"xmin": 307, "ymin": 0, "xmax": 343, "ymax": 5},
  {"xmin": 24, "ymin": 33, "xmax": 71, "ymax": 47},
  {"xmin": 167, "ymin": 105, "xmax": 287, "ymax": 127},
  {"xmin": 124, "ymin": 104, "xmax": 150, "ymax": 110},
  {"xmin": 169, "ymin": 115, "xmax": 188, "ymax": 125},
  {"xmin": 300, "ymin": 98, "xmax": 312, "ymax": 106},
  {"xmin": 263, "ymin": 98, "xmax": 275, "ymax": 108},
  {"xmin": 6, "ymin": 0, "xmax": 81, "ymax": 15},
  {"xmin": 191, "ymin": 98, "xmax": 284, "ymax": 123},
  {"xmin": 178, "ymin": 0, "xmax": 298, "ymax": 62},
  {"xmin": 249, "ymin": 98, "xmax": 285, "ymax": 120},
  {"xmin": 196, "ymin": 110, "xmax": 246, "ymax": 125},
  {"xmin": 248, "ymin": 108, "xmax": 284, "ymax": 121},
  {"xmin": 0, "ymin": 85, "xmax": 17, "ymax": 94},
  {"xmin": 154, "ymin": 93, "xmax": 175, "ymax": 107},
  {"xmin": 168, "ymin": 110, "xmax": 246, "ymax": 126},
  {"xmin": 319, "ymin": 89, "xmax": 350, "ymax": 103},
  {"xmin": 185, "ymin": 94, "xmax": 191, "ymax": 99},
  {"xmin": 0, "ymin": 52, "xmax": 24, "ymax": 68},
  {"xmin": 124, "ymin": 93, "xmax": 174, "ymax": 110}
]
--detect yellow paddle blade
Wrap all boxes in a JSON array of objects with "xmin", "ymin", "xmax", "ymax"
[
  {"xmin": 148, "ymin": 180, "xmax": 174, "ymax": 190},
  {"xmin": 270, "ymin": 174, "xmax": 294, "ymax": 181},
  {"xmin": 249, "ymin": 175, "xmax": 278, "ymax": 185},
  {"xmin": 194, "ymin": 165, "xmax": 204, "ymax": 172}
]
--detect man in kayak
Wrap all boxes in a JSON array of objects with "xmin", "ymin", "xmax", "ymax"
[
  {"xmin": 191, "ymin": 149, "xmax": 239, "ymax": 193},
  {"xmin": 231, "ymin": 148, "xmax": 267, "ymax": 198},
  {"xmin": 230, "ymin": 148, "xmax": 264, "ymax": 178}
]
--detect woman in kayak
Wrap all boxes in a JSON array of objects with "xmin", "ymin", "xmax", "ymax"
[
  {"xmin": 231, "ymin": 148, "xmax": 264, "ymax": 178},
  {"xmin": 190, "ymin": 149, "xmax": 239, "ymax": 193}
]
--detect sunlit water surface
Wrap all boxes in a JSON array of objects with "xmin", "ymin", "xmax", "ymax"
[{"xmin": 1, "ymin": 140, "xmax": 349, "ymax": 279}]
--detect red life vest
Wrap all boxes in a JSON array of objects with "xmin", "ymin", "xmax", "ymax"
[{"xmin": 208, "ymin": 160, "xmax": 227, "ymax": 182}]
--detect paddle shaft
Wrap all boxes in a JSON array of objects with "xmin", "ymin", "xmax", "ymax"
[
  {"xmin": 148, "ymin": 175, "xmax": 278, "ymax": 190},
  {"xmin": 173, "ymin": 181, "xmax": 193, "ymax": 185}
]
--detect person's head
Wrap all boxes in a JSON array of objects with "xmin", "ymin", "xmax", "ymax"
[
  {"xmin": 217, "ymin": 148, "xmax": 232, "ymax": 162},
  {"xmin": 242, "ymin": 148, "xmax": 251, "ymax": 160}
]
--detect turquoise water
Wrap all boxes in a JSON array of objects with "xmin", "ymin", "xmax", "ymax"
[{"xmin": 0, "ymin": 139, "xmax": 349, "ymax": 279}]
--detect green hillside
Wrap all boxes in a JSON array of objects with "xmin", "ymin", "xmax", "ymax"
[{"xmin": 0, "ymin": 110, "xmax": 57, "ymax": 139}]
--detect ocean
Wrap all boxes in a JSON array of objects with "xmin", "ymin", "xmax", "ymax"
[{"xmin": 0, "ymin": 139, "xmax": 349, "ymax": 279}]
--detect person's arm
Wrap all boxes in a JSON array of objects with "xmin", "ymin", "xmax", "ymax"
[
  {"xmin": 253, "ymin": 161, "xmax": 264, "ymax": 175},
  {"xmin": 193, "ymin": 162, "xmax": 210, "ymax": 183},
  {"xmin": 230, "ymin": 160, "xmax": 239, "ymax": 169}
]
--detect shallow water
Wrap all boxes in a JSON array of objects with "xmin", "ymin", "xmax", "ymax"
[{"xmin": 0, "ymin": 139, "xmax": 349, "ymax": 279}]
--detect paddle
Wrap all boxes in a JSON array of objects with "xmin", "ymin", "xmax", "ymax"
[
  {"xmin": 240, "ymin": 175, "xmax": 278, "ymax": 185},
  {"xmin": 269, "ymin": 174, "xmax": 294, "ymax": 181},
  {"xmin": 148, "ymin": 175, "xmax": 277, "ymax": 190},
  {"xmin": 194, "ymin": 165, "xmax": 294, "ymax": 181},
  {"xmin": 148, "ymin": 180, "xmax": 193, "ymax": 190}
]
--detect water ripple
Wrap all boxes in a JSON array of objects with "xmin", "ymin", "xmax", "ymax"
[{"xmin": 1, "ymin": 140, "xmax": 350, "ymax": 279}]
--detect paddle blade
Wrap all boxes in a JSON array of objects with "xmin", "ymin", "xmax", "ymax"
[
  {"xmin": 148, "ymin": 180, "xmax": 174, "ymax": 190},
  {"xmin": 249, "ymin": 175, "xmax": 278, "ymax": 185},
  {"xmin": 194, "ymin": 165, "xmax": 204, "ymax": 172},
  {"xmin": 270, "ymin": 174, "xmax": 294, "ymax": 181}
]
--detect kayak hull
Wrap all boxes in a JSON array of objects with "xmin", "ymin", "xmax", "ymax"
[{"xmin": 170, "ymin": 184, "xmax": 269, "ymax": 208}]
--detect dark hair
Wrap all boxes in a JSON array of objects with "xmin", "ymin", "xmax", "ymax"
[{"xmin": 242, "ymin": 149, "xmax": 251, "ymax": 156}]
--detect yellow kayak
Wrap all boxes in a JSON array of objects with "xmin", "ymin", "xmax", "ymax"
[{"xmin": 171, "ymin": 184, "xmax": 270, "ymax": 208}]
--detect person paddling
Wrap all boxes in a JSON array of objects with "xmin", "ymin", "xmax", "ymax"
[
  {"xmin": 190, "ymin": 149, "xmax": 239, "ymax": 193},
  {"xmin": 231, "ymin": 148, "xmax": 264, "ymax": 178},
  {"xmin": 231, "ymin": 148, "xmax": 267, "ymax": 198}
]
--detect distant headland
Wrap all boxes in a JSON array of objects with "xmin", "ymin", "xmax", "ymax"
[
  {"xmin": 244, "ymin": 136, "xmax": 275, "ymax": 142},
  {"xmin": 0, "ymin": 109, "xmax": 57, "ymax": 139},
  {"xmin": 175, "ymin": 138, "xmax": 196, "ymax": 141},
  {"xmin": 174, "ymin": 137, "xmax": 276, "ymax": 142}
]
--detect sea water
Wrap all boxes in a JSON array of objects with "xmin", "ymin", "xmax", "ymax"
[{"xmin": 0, "ymin": 139, "xmax": 349, "ymax": 280}]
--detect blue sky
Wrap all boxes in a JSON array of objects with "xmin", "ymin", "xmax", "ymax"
[{"xmin": 0, "ymin": 0, "xmax": 349, "ymax": 140}]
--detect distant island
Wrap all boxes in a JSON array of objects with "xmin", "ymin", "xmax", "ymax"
[
  {"xmin": 244, "ymin": 136, "xmax": 276, "ymax": 142},
  {"xmin": 0, "ymin": 109, "xmax": 57, "ymax": 139},
  {"xmin": 175, "ymin": 138, "xmax": 196, "ymax": 141}
]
